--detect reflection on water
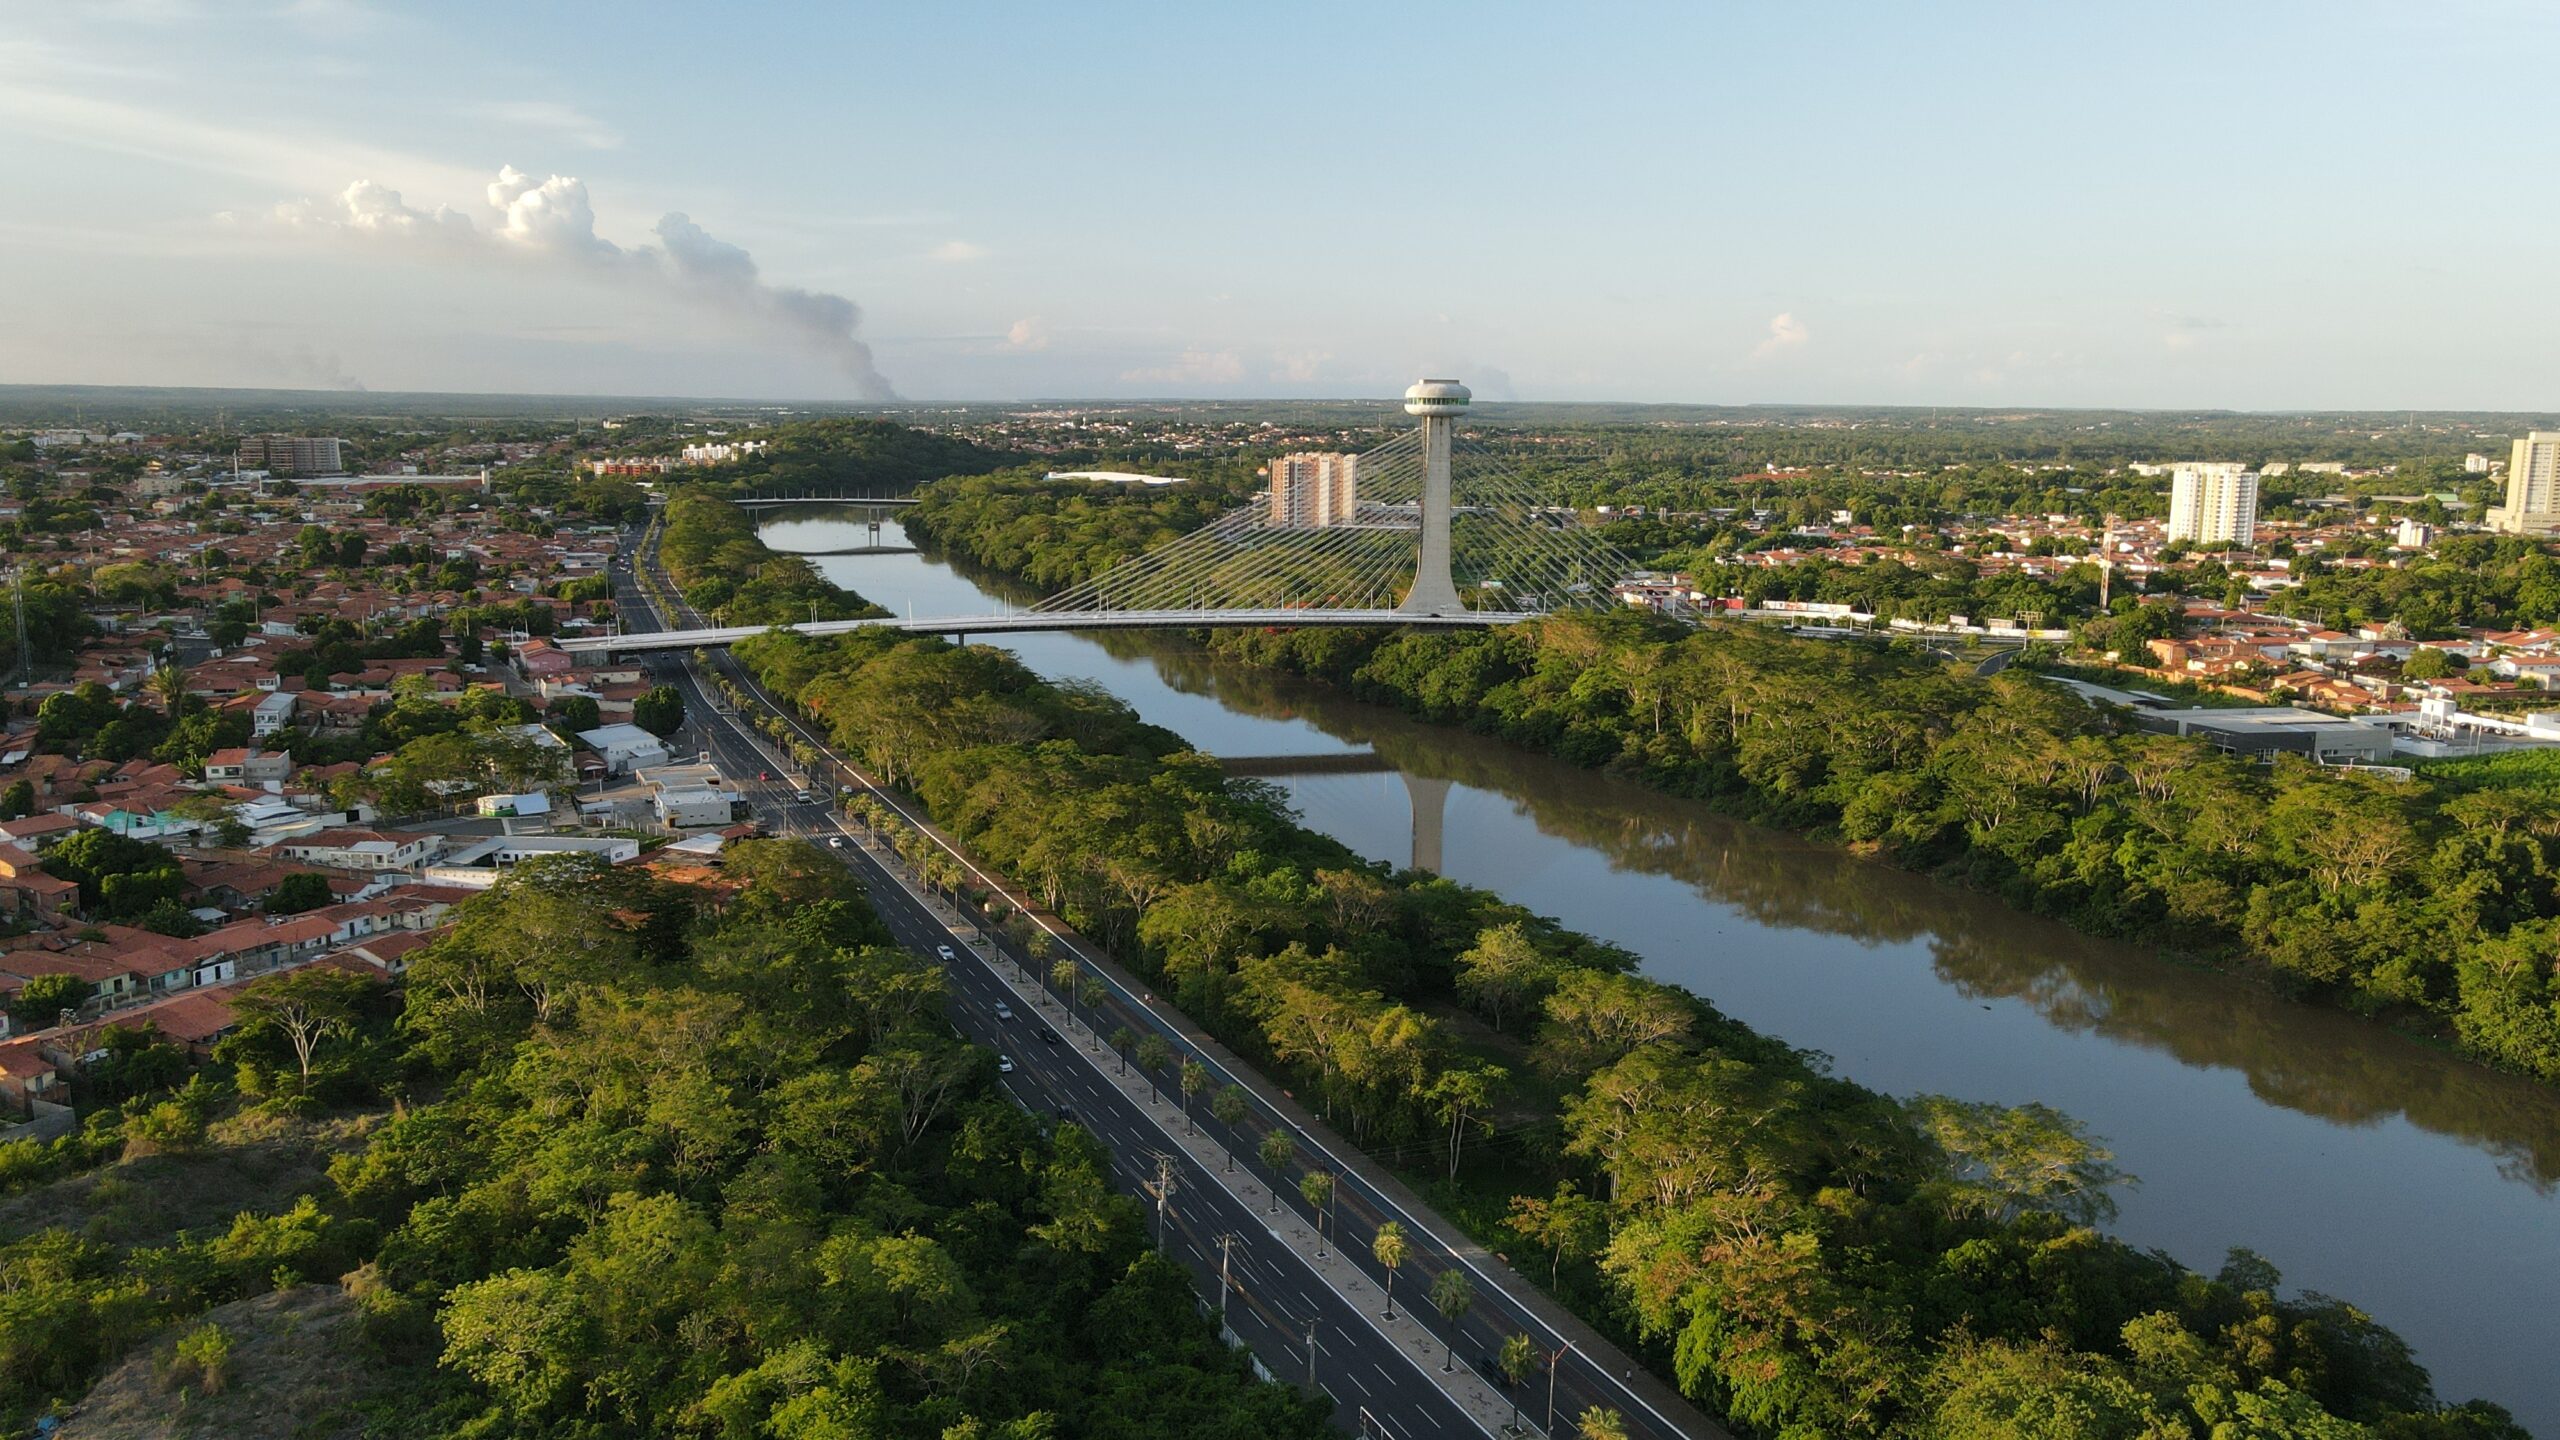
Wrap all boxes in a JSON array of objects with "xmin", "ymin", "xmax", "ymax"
[{"xmin": 769, "ymin": 513, "xmax": 2560, "ymax": 1431}]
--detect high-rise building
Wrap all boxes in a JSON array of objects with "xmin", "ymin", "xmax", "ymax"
[
  {"xmin": 235, "ymin": 435, "xmax": 347, "ymax": 476},
  {"xmin": 2166, "ymin": 462, "xmax": 2259, "ymax": 546},
  {"xmin": 2488, "ymin": 432, "xmax": 2560, "ymax": 534},
  {"xmin": 1268, "ymin": 452, "xmax": 1359, "ymax": 528}
]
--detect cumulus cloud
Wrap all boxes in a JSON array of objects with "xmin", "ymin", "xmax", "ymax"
[
  {"xmin": 1002, "ymin": 317, "xmax": 1048, "ymax": 352},
  {"xmin": 1753, "ymin": 311, "xmax": 1809, "ymax": 359},
  {"xmin": 274, "ymin": 166, "xmax": 896, "ymax": 399},
  {"xmin": 929, "ymin": 239, "xmax": 988, "ymax": 263},
  {"xmin": 1119, "ymin": 347, "xmax": 1244, "ymax": 387}
]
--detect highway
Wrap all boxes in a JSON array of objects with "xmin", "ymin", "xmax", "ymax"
[{"xmin": 608, "ymin": 526, "xmax": 1721, "ymax": 1440}]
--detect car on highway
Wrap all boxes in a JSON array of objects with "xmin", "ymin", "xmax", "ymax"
[
  {"xmin": 758, "ymin": 770, "xmax": 770, "ymax": 781},
  {"xmin": 826, "ymin": 835, "xmax": 847, "ymax": 849},
  {"xmin": 1036, "ymin": 1026, "xmax": 1062, "ymax": 1046},
  {"xmin": 795, "ymin": 789, "xmax": 820, "ymax": 804},
  {"xmin": 993, "ymin": 1002, "xmax": 1014, "ymax": 1021},
  {"xmin": 935, "ymin": 944, "xmax": 956, "ymax": 962},
  {"xmin": 996, "ymin": 1054, "xmax": 1014, "ymax": 1074},
  {"xmin": 1054, "ymin": 1104, "xmax": 1075, "ymax": 1123}
]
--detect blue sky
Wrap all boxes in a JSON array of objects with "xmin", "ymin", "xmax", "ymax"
[{"xmin": 1, "ymin": 1, "xmax": 2552, "ymax": 407}]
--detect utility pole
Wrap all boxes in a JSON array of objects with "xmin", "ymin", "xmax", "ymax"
[
  {"xmin": 1218, "ymin": 1232, "xmax": 1233, "ymax": 1330},
  {"xmin": 1149, "ymin": 1154, "xmax": 1178, "ymax": 1249},
  {"xmin": 1305, "ymin": 1318, "xmax": 1320, "ymax": 1391}
]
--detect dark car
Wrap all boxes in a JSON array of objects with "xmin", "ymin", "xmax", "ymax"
[
  {"xmin": 1036, "ymin": 1026, "xmax": 1062, "ymax": 1045},
  {"xmin": 1054, "ymin": 1104, "xmax": 1076, "ymax": 1123}
]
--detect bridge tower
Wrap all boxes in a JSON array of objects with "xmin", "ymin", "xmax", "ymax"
[{"xmin": 1397, "ymin": 378, "xmax": 1470, "ymax": 616}]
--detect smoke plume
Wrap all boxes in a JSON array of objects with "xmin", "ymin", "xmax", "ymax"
[{"xmin": 281, "ymin": 166, "xmax": 896, "ymax": 398}]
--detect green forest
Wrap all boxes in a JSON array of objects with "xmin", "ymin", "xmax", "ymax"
[
  {"xmin": 0, "ymin": 845, "xmax": 1325, "ymax": 1437},
  {"xmin": 727, "ymin": 607, "xmax": 2525, "ymax": 1438}
]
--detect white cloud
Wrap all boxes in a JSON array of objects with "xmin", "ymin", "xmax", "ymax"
[
  {"xmin": 272, "ymin": 167, "xmax": 896, "ymax": 398},
  {"xmin": 929, "ymin": 239, "xmax": 988, "ymax": 263},
  {"xmin": 1270, "ymin": 349, "xmax": 1331, "ymax": 384},
  {"xmin": 1753, "ymin": 311, "xmax": 1809, "ymax": 359},
  {"xmin": 468, "ymin": 99, "xmax": 621, "ymax": 150},
  {"xmin": 1002, "ymin": 317, "xmax": 1048, "ymax": 352},
  {"xmin": 1120, "ymin": 347, "xmax": 1244, "ymax": 387}
]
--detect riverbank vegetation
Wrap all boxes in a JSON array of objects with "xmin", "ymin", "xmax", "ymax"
[
  {"xmin": 1197, "ymin": 615, "xmax": 2560, "ymax": 1087},
  {"xmin": 905, "ymin": 478, "xmax": 2560, "ymax": 1087},
  {"xmin": 0, "ymin": 847, "xmax": 1322, "ymax": 1437},
  {"xmin": 657, "ymin": 489, "xmax": 883, "ymax": 626},
  {"xmin": 731, "ymin": 614, "xmax": 2524, "ymax": 1438}
]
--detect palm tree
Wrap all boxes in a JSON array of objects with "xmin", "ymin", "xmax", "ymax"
[
  {"xmin": 1258, "ymin": 1131, "xmax": 1295, "ymax": 1212},
  {"xmin": 1300, "ymin": 1171, "xmax": 1335, "ymax": 1258},
  {"xmin": 145, "ymin": 657, "xmax": 188, "ymax": 715},
  {"xmin": 1179, "ymin": 1059, "xmax": 1208, "ymax": 1135},
  {"xmin": 1373, "ymin": 1221, "xmax": 1409, "ymax": 1320},
  {"xmin": 1109, "ymin": 1025, "xmax": 1136, "ymax": 1075},
  {"xmin": 1211, "ymin": 1085, "xmax": 1249, "ymax": 1170},
  {"xmin": 1578, "ymin": 1407, "xmax": 1630, "ymax": 1440},
  {"xmin": 1135, "ymin": 1036, "xmax": 1172, "ymax": 1104},
  {"xmin": 1430, "ymin": 1269, "xmax": 1476, "ymax": 1371}
]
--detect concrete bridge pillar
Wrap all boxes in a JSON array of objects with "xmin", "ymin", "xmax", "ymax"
[{"xmin": 1401, "ymin": 771, "xmax": 1450, "ymax": 874}]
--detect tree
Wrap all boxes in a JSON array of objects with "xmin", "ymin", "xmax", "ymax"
[
  {"xmin": 1910, "ymin": 1094, "xmax": 2131, "ymax": 1226},
  {"xmin": 9, "ymin": 972, "xmax": 86, "ymax": 1027},
  {"xmin": 1426, "ymin": 1063, "xmax": 1506, "ymax": 1180},
  {"xmin": 264, "ymin": 871, "xmax": 334, "ymax": 916},
  {"xmin": 1507, "ymin": 1182, "xmax": 1609, "ymax": 1287},
  {"xmin": 1454, "ymin": 922, "xmax": 1560, "ymax": 1032},
  {"xmin": 1258, "ymin": 1130, "xmax": 1296, "ymax": 1212},
  {"xmin": 1577, "ymin": 1407, "xmax": 1629, "ymax": 1440},
  {"xmin": 1373, "ymin": 1220, "xmax": 1409, "ymax": 1320},
  {"xmin": 1135, "ymin": 1035, "xmax": 1173, "ymax": 1104},
  {"xmin": 1300, "ymin": 1170, "xmax": 1335, "ymax": 1257},
  {"xmin": 225, "ymin": 965, "xmax": 377, "ymax": 1086},
  {"xmin": 633, "ymin": 684, "xmax": 685, "ymax": 737},
  {"xmin": 1179, "ymin": 1058, "xmax": 1208, "ymax": 1134},
  {"xmin": 1211, "ymin": 1085, "xmax": 1249, "ymax": 1170},
  {"xmin": 1050, "ymin": 957, "xmax": 1080, "ymax": 1008},
  {"xmin": 1430, "ymin": 1268, "xmax": 1475, "ymax": 1371},
  {"xmin": 1109, "ymin": 1025, "xmax": 1136, "ymax": 1075},
  {"xmin": 549, "ymin": 694, "xmax": 602, "ymax": 733}
]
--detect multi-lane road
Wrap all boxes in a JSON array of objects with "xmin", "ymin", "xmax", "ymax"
[{"xmin": 607, "ymin": 529, "xmax": 1719, "ymax": 1440}]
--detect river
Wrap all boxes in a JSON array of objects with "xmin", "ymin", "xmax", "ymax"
[{"xmin": 766, "ymin": 510, "xmax": 2560, "ymax": 1432}]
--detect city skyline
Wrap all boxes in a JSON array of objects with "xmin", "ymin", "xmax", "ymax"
[{"xmin": 3, "ymin": 2, "xmax": 2557, "ymax": 408}]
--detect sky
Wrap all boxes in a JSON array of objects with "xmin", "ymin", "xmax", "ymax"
[{"xmin": 1, "ymin": 0, "xmax": 2554, "ymax": 409}]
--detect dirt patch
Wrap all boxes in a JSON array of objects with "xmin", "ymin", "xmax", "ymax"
[
  {"xmin": 0, "ymin": 1110, "xmax": 381, "ymax": 1250},
  {"xmin": 58, "ymin": 1285, "xmax": 374, "ymax": 1440}
]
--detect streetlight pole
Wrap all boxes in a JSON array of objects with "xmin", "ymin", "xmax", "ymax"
[
  {"xmin": 1218, "ymin": 1233, "xmax": 1233, "ymax": 1331},
  {"xmin": 1547, "ymin": 1340, "xmax": 1577, "ymax": 1439}
]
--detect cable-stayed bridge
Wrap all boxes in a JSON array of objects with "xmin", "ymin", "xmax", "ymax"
[{"xmin": 564, "ymin": 379, "xmax": 1634, "ymax": 655}]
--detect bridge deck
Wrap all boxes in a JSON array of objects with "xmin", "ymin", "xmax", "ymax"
[{"xmin": 559, "ymin": 607, "xmax": 1537, "ymax": 653}]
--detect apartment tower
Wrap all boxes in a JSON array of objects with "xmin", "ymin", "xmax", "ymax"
[
  {"xmin": 2166, "ymin": 462, "xmax": 2259, "ymax": 546},
  {"xmin": 1268, "ymin": 452, "xmax": 1359, "ymax": 528},
  {"xmin": 2488, "ymin": 432, "xmax": 2560, "ymax": 534}
]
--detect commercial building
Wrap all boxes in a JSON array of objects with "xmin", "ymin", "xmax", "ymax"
[
  {"xmin": 638, "ymin": 763, "xmax": 744, "ymax": 829},
  {"xmin": 576, "ymin": 723, "xmax": 671, "ymax": 776},
  {"xmin": 2167, "ymin": 463, "xmax": 2260, "ymax": 546},
  {"xmin": 2127, "ymin": 705, "xmax": 2395, "ymax": 765},
  {"xmin": 2487, "ymin": 432, "xmax": 2560, "ymax": 535},
  {"xmin": 1267, "ymin": 452, "xmax": 1359, "ymax": 528},
  {"xmin": 423, "ymin": 835, "xmax": 641, "ymax": 889},
  {"xmin": 234, "ymin": 435, "xmax": 346, "ymax": 477}
]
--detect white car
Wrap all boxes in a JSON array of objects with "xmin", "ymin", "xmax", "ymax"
[
  {"xmin": 996, "ymin": 1054, "xmax": 1015, "ymax": 1074},
  {"xmin": 994, "ymin": 1002, "xmax": 1014, "ymax": 1022},
  {"xmin": 826, "ymin": 835, "xmax": 847, "ymax": 849},
  {"xmin": 935, "ymin": 945, "xmax": 956, "ymax": 962}
]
